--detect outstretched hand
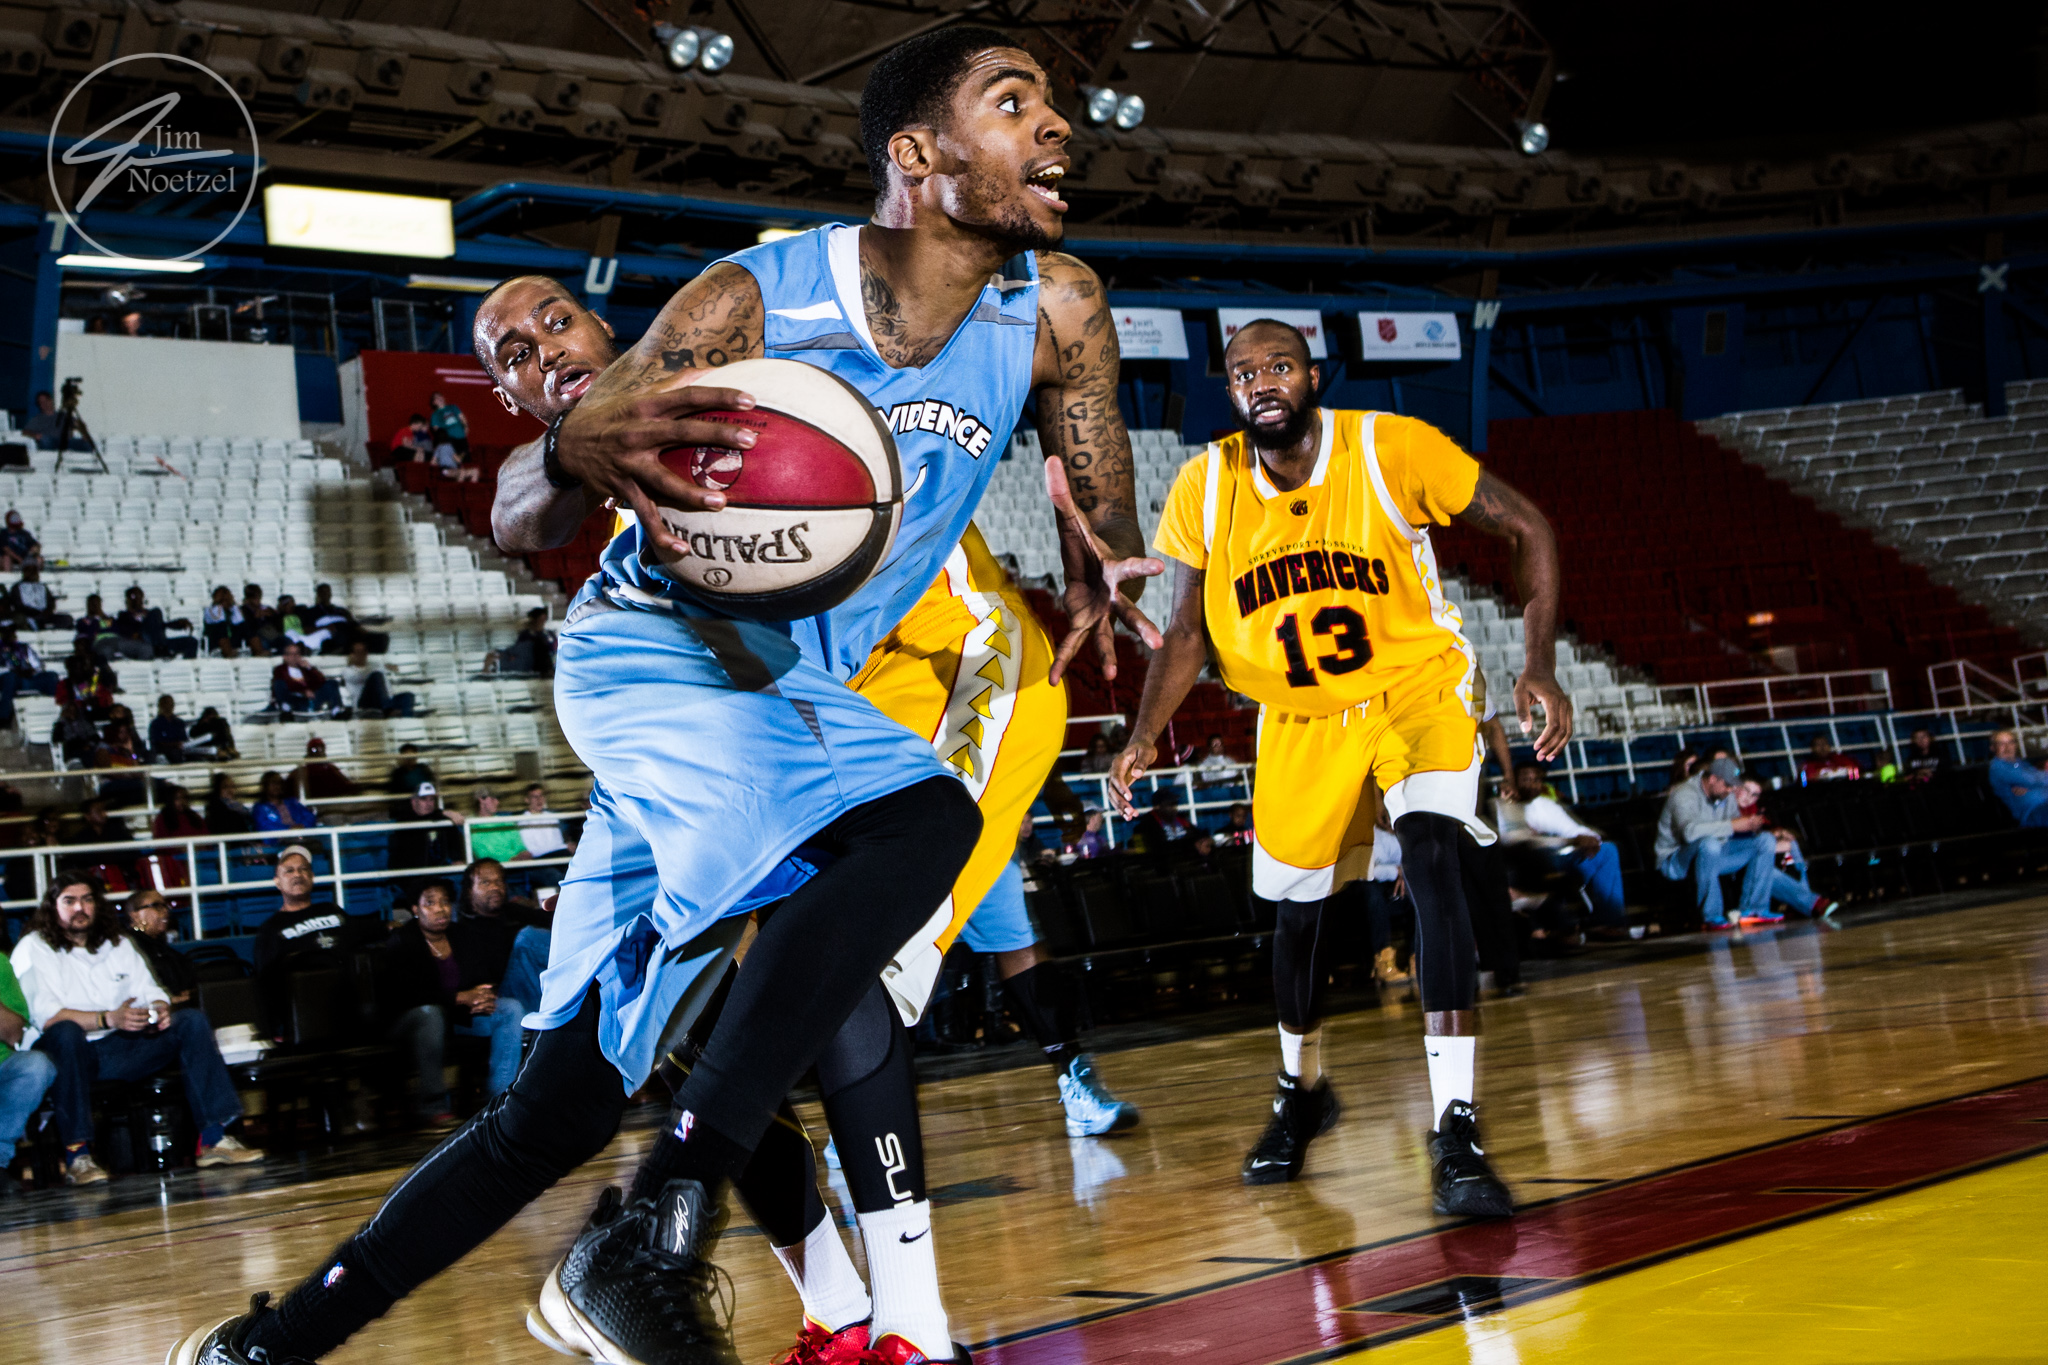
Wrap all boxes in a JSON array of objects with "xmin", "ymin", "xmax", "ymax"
[
  {"xmin": 1044, "ymin": 457, "xmax": 1164, "ymax": 685},
  {"xmin": 1513, "ymin": 669, "xmax": 1574, "ymax": 761},
  {"xmin": 1106, "ymin": 739, "xmax": 1158, "ymax": 819},
  {"xmin": 554, "ymin": 372, "xmax": 760, "ymax": 560}
]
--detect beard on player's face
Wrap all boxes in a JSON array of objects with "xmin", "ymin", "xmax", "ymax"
[
  {"xmin": 1236, "ymin": 389, "xmax": 1315, "ymax": 451},
  {"xmin": 940, "ymin": 159, "xmax": 1065, "ymax": 254}
]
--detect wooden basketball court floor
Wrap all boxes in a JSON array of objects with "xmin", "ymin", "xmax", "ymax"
[{"xmin": 7, "ymin": 892, "xmax": 2048, "ymax": 1364}]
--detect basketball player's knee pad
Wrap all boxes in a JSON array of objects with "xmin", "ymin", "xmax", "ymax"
[
  {"xmin": 1270, "ymin": 896, "xmax": 1332, "ymax": 1032},
  {"xmin": 1395, "ymin": 812, "xmax": 1479, "ymax": 1012}
]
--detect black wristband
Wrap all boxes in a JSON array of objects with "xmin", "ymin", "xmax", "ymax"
[{"xmin": 542, "ymin": 412, "xmax": 582, "ymax": 492}]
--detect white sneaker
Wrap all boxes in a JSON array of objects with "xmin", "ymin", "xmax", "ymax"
[
  {"xmin": 197, "ymin": 1133, "xmax": 264, "ymax": 1167},
  {"xmin": 1057, "ymin": 1054, "xmax": 1139, "ymax": 1137},
  {"xmin": 65, "ymin": 1151, "xmax": 108, "ymax": 1185}
]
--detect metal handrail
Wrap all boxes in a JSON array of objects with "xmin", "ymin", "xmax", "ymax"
[
  {"xmin": 1, "ymin": 814, "xmax": 575, "ymax": 937},
  {"xmin": 1699, "ymin": 667, "xmax": 1894, "ymax": 721}
]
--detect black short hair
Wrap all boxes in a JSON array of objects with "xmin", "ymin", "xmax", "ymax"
[
  {"xmin": 859, "ymin": 24, "xmax": 1021, "ymax": 193},
  {"xmin": 1223, "ymin": 318, "xmax": 1312, "ymax": 368},
  {"xmin": 409, "ymin": 413, "xmax": 426, "ymax": 424}
]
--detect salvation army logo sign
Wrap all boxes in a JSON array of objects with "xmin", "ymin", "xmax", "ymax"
[
  {"xmin": 1377, "ymin": 317, "xmax": 1398, "ymax": 342},
  {"xmin": 47, "ymin": 53, "xmax": 259, "ymax": 264}
]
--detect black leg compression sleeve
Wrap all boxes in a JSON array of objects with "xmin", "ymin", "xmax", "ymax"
[
  {"xmin": 665, "ymin": 962, "xmax": 827, "ymax": 1249},
  {"xmin": 1270, "ymin": 897, "xmax": 1334, "ymax": 1032},
  {"xmin": 1462, "ymin": 833, "xmax": 1520, "ymax": 989},
  {"xmin": 254, "ymin": 989, "xmax": 626, "ymax": 1362},
  {"xmin": 633, "ymin": 776, "xmax": 978, "ymax": 1198},
  {"xmin": 1002, "ymin": 961, "xmax": 1077, "ymax": 1069},
  {"xmin": 816, "ymin": 979, "xmax": 926, "ymax": 1213},
  {"xmin": 1395, "ymin": 812, "xmax": 1479, "ymax": 1013}
]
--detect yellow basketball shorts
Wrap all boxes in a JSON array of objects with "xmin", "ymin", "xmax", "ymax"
[
  {"xmin": 1250, "ymin": 649, "xmax": 1492, "ymax": 904},
  {"xmin": 850, "ymin": 532, "xmax": 1067, "ymax": 1022}
]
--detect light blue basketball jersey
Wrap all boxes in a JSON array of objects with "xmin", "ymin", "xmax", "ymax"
[{"xmin": 598, "ymin": 224, "xmax": 1039, "ymax": 679}]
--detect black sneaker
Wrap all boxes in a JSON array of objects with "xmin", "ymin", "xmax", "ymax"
[
  {"xmin": 164, "ymin": 1292, "xmax": 311, "ymax": 1365},
  {"xmin": 1241, "ymin": 1072, "xmax": 1341, "ymax": 1185},
  {"xmin": 527, "ymin": 1179, "xmax": 738, "ymax": 1365},
  {"xmin": 1427, "ymin": 1100, "xmax": 1514, "ymax": 1218}
]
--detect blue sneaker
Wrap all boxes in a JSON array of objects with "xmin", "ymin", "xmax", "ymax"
[{"xmin": 1057, "ymin": 1054, "xmax": 1139, "ymax": 1137}]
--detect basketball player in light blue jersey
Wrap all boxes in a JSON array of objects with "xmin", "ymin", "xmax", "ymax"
[{"xmin": 168, "ymin": 27, "xmax": 1160, "ymax": 1365}]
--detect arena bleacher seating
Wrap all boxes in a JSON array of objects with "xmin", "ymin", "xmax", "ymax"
[
  {"xmin": 1433, "ymin": 408, "xmax": 2024, "ymax": 701},
  {"xmin": 1702, "ymin": 379, "xmax": 2048, "ymax": 649}
]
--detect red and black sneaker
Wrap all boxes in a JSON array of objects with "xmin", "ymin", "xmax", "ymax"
[
  {"xmin": 773, "ymin": 1320, "xmax": 872, "ymax": 1365},
  {"xmin": 867, "ymin": 1333, "xmax": 973, "ymax": 1365}
]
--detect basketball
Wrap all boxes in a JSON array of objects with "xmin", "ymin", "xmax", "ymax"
[{"xmin": 651, "ymin": 357, "xmax": 902, "ymax": 620}]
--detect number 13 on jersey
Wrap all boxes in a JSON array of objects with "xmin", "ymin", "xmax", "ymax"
[{"xmin": 1275, "ymin": 607, "xmax": 1371, "ymax": 688}]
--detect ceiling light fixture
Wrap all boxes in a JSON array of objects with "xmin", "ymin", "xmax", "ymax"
[
  {"xmin": 1517, "ymin": 120, "xmax": 1550, "ymax": 156},
  {"xmin": 1113, "ymin": 93, "xmax": 1146, "ymax": 130},
  {"xmin": 56, "ymin": 254, "xmax": 204, "ymax": 273},
  {"xmin": 1082, "ymin": 85, "xmax": 1120, "ymax": 125}
]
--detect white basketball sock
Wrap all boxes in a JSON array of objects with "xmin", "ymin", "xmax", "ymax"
[
  {"xmin": 857, "ymin": 1200, "xmax": 952, "ymax": 1358},
  {"xmin": 1424, "ymin": 1034, "xmax": 1476, "ymax": 1127},
  {"xmin": 1279, "ymin": 1025, "xmax": 1322, "ymax": 1085},
  {"xmin": 770, "ymin": 1216, "xmax": 871, "ymax": 1334}
]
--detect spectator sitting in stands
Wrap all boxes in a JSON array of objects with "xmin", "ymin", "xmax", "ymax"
[
  {"xmin": 515, "ymin": 782, "xmax": 574, "ymax": 859},
  {"xmin": 429, "ymin": 391, "xmax": 468, "ymax": 456},
  {"xmin": 252, "ymin": 846, "xmax": 368, "ymax": 1039},
  {"xmin": 252, "ymin": 770, "xmax": 316, "ymax": 835},
  {"xmin": 14, "ymin": 876, "xmax": 263, "ymax": 1183},
  {"xmin": 1655, "ymin": 756, "xmax": 1832, "ymax": 928},
  {"xmin": 190, "ymin": 706, "xmax": 237, "ymax": 761},
  {"xmin": 386, "ymin": 745, "xmax": 436, "ymax": 821},
  {"xmin": 115, "ymin": 587, "xmax": 195, "ymax": 661},
  {"xmin": 389, "ymin": 413, "xmax": 434, "ymax": 463},
  {"xmin": 339, "ymin": 640, "xmax": 413, "ymax": 718},
  {"xmin": 1071, "ymin": 807, "xmax": 1110, "ymax": 859},
  {"xmin": 1988, "ymin": 729, "xmax": 2048, "ymax": 828},
  {"xmin": 459, "ymin": 787, "xmax": 530, "ymax": 864},
  {"xmin": 148, "ymin": 694, "xmax": 189, "ymax": 764},
  {"xmin": 152, "ymin": 784, "xmax": 208, "ymax": 841},
  {"xmin": 124, "ymin": 889, "xmax": 195, "ymax": 1009},
  {"xmin": 1218, "ymin": 802, "xmax": 1255, "ymax": 848},
  {"xmin": 307, "ymin": 585, "xmax": 358, "ymax": 656},
  {"xmin": 1495, "ymin": 761, "xmax": 1631, "ymax": 941},
  {"xmin": 77, "ymin": 594, "xmax": 146, "ymax": 663},
  {"xmin": 21, "ymin": 391, "xmax": 60, "ymax": 450},
  {"xmin": 51, "ymin": 702, "xmax": 98, "ymax": 768},
  {"xmin": 1014, "ymin": 812, "xmax": 1057, "ymax": 866},
  {"xmin": 489, "ymin": 608, "xmax": 554, "ymax": 677},
  {"xmin": 0, "ymin": 951, "xmax": 56, "ymax": 1185},
  {"xmin": 239, "ymin": 584, "xmax": 279, "ymax": 657},
  {"xmin": 205, "ymin": 772, "xmax": 255, "ymax": 836},
  {"xmin": 276, "ymin": 595, "xmax": 319, "ymax": 654},
  {"xmin": 7, "ymin": 564, "xmax": 66, "ymax": 631},
  {"xmin": 202, "ymin": 586, "xmax": 243, "ymax": 658},
  {"xmin": 1800, "ymin": 737, "xmax": 1863, "ymax": 784},
  {"xmin": 1362, "ymin": 819, "xmax": 1411, "ymax": 988},
  {"xmin": 1129, "ymin": 786, "xmax": 1194, "ymax": 855},
  {"xmin": 432, "ymin": 439, "xmax": 480, "ymax": 483},
  {"xmin": 0, "ymin": 626, "xmax": 59, "ymax": 728},
  {"xmin": 1903, "ymin": 729, "xmax": 1947, "ymax": 783},
  {"xmin": 1080, "ymin": 734, "xmax": 1114, "ymax": 774},
  {"xmin": 388, "ymin": 782, "xmax": 463, "ymax": 870},
  {"xmin": 55, "ymin": 652, "xmax": 115, "ymax": 720},
  {"xmin": 93, "ymin": 720, "xmax": 145, "ymax": 802},
  {"xmin": 0, "ymin": 510, "xmax": 40, "ymax": 571},
  {"xmin": 382, "ymin": 877, "xmax": 523, "ymax": 1106},
  {"xmin": 1196, "ymin": 733, "xmax": 1241, "ymax": 788},
  {"xmin": 271, "ymin": 642, "xmax": 345, "ymax": 720},
  {"xmin": 460, "ymin": 858, "xmax": 547, "ymax": 1022},
  {"xmin": 1669, "ymin": 748, "xmax": 1702, "ymax": 787},
  {"xmin": 292, "ymin": 737, "xmax": 361, "ymax": 801}
]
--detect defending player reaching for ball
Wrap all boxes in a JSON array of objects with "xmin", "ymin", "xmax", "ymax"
[
  {"xmin": 1109, "ymin": 318, "xmax": 1570, "ymax": 1215},
  {"xmin": 168, "ymin": 27, "xmax": 1158, "ymax": 1365}
]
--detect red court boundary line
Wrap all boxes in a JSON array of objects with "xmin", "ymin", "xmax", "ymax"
[{"xmin": 976, "ymin": 1071, "xmax": 2048, "ymax": 1365}]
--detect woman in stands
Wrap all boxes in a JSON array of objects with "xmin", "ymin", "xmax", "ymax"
[{"xmin": 206, "ymin": 773, "xmax": 255, "ymax": 836}]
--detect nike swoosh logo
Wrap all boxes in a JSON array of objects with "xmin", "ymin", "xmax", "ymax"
[
  {"xmin": 899, "ymin": 1229, "xmax": 929, "ymax": 1244},
  {"xmin": 1247, "ymin": 1159, "xmax": 1279, "ymax": 1169}
]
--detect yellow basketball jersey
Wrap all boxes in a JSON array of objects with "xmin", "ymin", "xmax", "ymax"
[{"xmin": 1154, "ymin": 409, "xmax": 1482, "ymax": 717}]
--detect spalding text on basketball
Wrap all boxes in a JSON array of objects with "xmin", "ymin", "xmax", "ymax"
[
  {"xmin": 659, "ymin": 515, "xmax": 815, "ymax": 566},
  {"xmin": 879, "ymin": 400, "xmax": 997, "ymax": 457}
]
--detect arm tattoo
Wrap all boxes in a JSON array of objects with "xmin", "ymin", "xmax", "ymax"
[
  {"xmin": 861, "ymin": 256, "xmax": 950, "ymax": 368},
  {"xmin": 609, "ymin": 262, "xmax": 762, "ymax": 395},
  {"xmin": 1034, "ymin": 253, "xmax": 1139, "ymax": 553},
  {"xmin": 1456, "ymin": 471, "xmax": 1525, "ymax": 535}
]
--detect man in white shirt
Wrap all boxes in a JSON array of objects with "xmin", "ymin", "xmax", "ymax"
[
  {"xmin": 1361, "ymin": 821, "xmax": 1411, "ymax": 988},
  {"xmin": 13, "ymin": 876, "xmax": 263, "ymax": 1183},
  {"xmin": 516, "ymin": 782, "xmax": 575, "ymax": 859},
  {"xmin": 338, "ymin": 640, "xmax": 414, "ymax": 718},
  {"xmin": 1495, "ymin": 761, "xmax": 1629, "ymax": 937}
]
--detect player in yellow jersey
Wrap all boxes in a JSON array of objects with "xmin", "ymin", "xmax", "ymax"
[
  {"xmin": 470, "ymin": 275, "xmax": 1137, "ymax": 1363},
  {"xmin": 1110, "ymin": 318, "xmax": 1570, "ymax": 1216}
]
